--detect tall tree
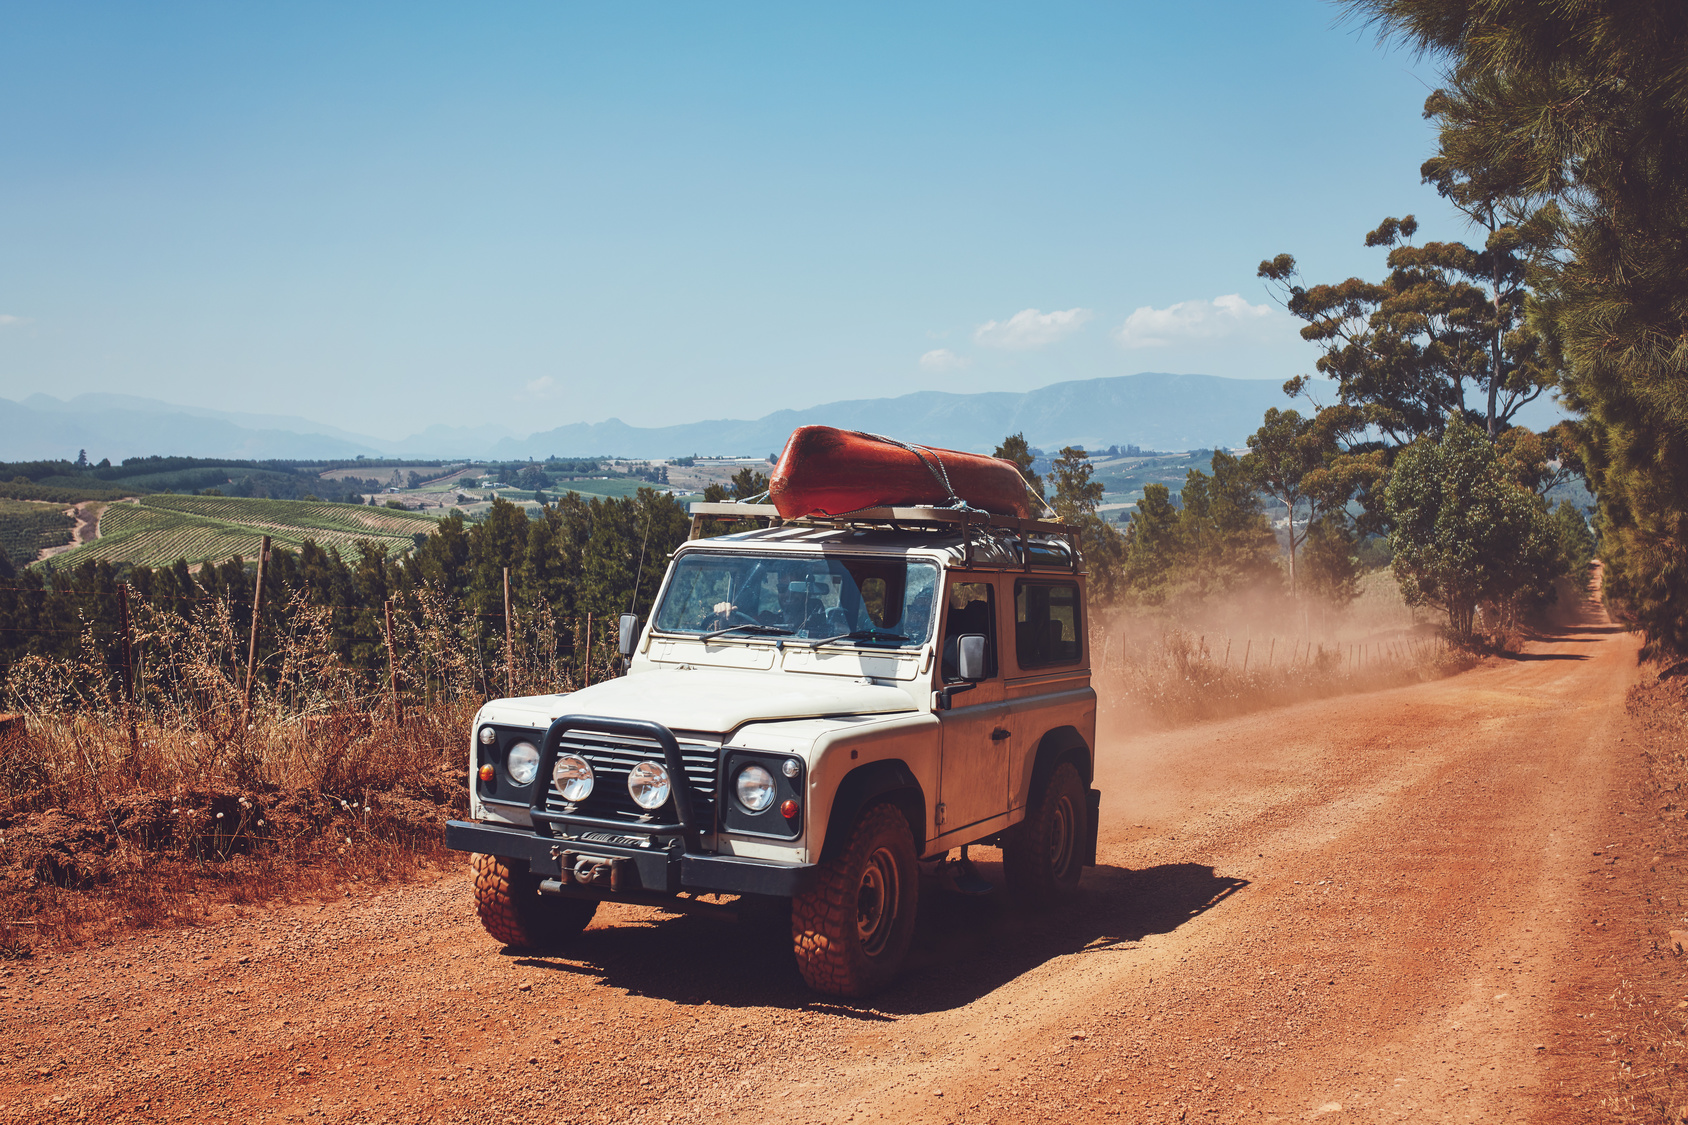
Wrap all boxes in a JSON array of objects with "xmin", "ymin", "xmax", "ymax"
[
  {"xmin": 1049, "ymin": 446, "xmax": 1103, "ymax": 524},
  {"xmin": 993, "ymin": 433, "xmax": 1045, "ymax": 500},
  {"xmin": 1259, "ymin": 214, "xmax": 1557, "ymax": 445},
  {"xmin": 1349, "ymin": 0, "xmax": 1688, "ymax": 658},
  {"xmin": 1243, "ymin": 406, "xmax": 1382, "ymax": 593}
]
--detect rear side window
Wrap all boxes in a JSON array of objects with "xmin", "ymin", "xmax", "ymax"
[{"xmin": 1015, "ymin": 581, "xmax": 1081, "ymax": 667}]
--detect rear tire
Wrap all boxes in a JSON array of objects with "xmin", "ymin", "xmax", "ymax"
[
  {"xmin": 791, "ymin": 802, "xmax": 919, "ymax": 997},
  {"xmin": 1003, "ymin": 762, "xmax": 1086, "ymax": 905},
  {"xmin": 471, "ymin": 852, "xmax": 598, "ymax": 949}
]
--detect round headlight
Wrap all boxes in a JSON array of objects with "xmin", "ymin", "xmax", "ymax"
[
  {"xmin": 478, "ymin": 726, "xmax": 496, "ymax": 745},
  {"xmin": 505, "ymin": 741, "xmax": 540, "ymax": 786},
  {"xmin": 781, "ymin": 758, "xmax": 801, "ymax": 779},
  {"xmin": 553, "ymin": 754, "xmax": 594, "ymax": 802},
  {"xmin": 736, "ymin": 764, "xmax": 776, "ymax": 812},
  {"xmin": 627, "ymin": 761, "xmax": 671, "ymax": 810}
]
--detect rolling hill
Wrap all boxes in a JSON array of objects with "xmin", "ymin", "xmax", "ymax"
[{"xmin": 37, "ymin": 495, "xmax": 440, "ymax": 572}]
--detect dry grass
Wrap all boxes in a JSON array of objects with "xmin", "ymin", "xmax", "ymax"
[
  {"xmin": 0, "ymin": 584, "xmax": 602, "ymax": 954},
  {"xmin": 0, "ymin": 707, "xmax": 474, "ymax": 953}
]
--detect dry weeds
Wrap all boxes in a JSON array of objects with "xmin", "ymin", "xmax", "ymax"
[{"xmin": 0, "ymin": 585, "xmax": 597, "ymax": 953}]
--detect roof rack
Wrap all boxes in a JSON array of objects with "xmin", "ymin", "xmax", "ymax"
[{"xmin": 685, "ymin": 502, "xmax": 1083, "ymax": 573}]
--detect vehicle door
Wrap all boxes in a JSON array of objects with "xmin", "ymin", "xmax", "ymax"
[
  {"xmin": 934, "ymin": 574, "xmax": 1009, "ymax": 835},
  {"xmin": 1002, "ymin": 576, "xmax": 1089, "ymax": 813}
]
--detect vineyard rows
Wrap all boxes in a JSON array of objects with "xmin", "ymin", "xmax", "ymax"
[
  {"xmin": 35, "ymin": 495, "xmax": 442, "ymax": 572},
  {"xmin": 140, "ymin": 494, "xmax": 437, "ymax": 534}
]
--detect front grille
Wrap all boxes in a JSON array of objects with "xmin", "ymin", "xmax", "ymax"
[{"xmin": 544, "ymin": 729, "xmax": 718, "ymax": 829}]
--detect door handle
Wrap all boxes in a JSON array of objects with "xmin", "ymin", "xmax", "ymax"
[{"xmin": 990, "ymin": 727, "xmax": 1011, "ymax": 742}]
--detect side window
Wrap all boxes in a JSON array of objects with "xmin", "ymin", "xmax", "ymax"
[
  {"xmin": 1015, "ymin": 581, "xmax": 1082, "ymax": 668},
  {"xmin": 941, "ymin": 580, "xmax": 998, "ymax": 680}
]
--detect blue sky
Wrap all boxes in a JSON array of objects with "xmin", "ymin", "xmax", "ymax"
[{"xmin": 0, "ymin": 2, "xmax": 1460, "ymax": 440}]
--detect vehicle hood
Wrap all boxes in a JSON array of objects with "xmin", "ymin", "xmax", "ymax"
[{"xmin": 479, "ymin": 668, "xmax": 917, "ymax": 735}]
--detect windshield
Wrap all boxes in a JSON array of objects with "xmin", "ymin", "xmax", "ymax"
[{"xmin": 654, "ymin": 553, "xmax": 939, "ymax": 646}]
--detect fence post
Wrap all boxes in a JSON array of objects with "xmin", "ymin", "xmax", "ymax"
[
  {"xmin": 584, "ymin": 613, "xmax": 594, "ymax": 687},
  {"xmin": 1242, "ymin": 638, "xmax": 1251, "ymax": 674},
  {"xmin": 242, "ymin": 535, "xmax": 270, "ymax": 719},
  {"xmin": 503, "ymin": 566, "xmax": 514, "ymax": 698},
  {"xmin": 1268, "ymin": 637, "xmax": 1275, "ymax": 668},
  {"xmin": 384, "ymin": 598, "xmax": 402, "ymax": 722},
  {"xmin": 117, "ymin": 582, "xmax": 140, "ymax": 760}
]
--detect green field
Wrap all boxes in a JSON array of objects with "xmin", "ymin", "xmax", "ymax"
[
  {"xmin": 0, "ymin": 499, "xmax": 76, "ymax": 569},
  {"xmin": 36, "ymin": 495, "xmax": 440, "ymax": 571}
]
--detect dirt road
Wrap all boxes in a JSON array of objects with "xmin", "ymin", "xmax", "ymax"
[
  {"xmin": 34, "ymin": 500, "xmax": 107, "ymax": 563},
  {"xmin": 0, "ymin": 588, "xmax": 1646, "ymax": 1124}
]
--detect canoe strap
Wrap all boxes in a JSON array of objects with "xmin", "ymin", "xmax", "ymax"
[
  {"xmin": 1025, "ymin": 478, "xmax": 1058, "ymax": 520},
  {"xmin": 847, "ymin": 431, "xmax": 985, "ymax": 515}
]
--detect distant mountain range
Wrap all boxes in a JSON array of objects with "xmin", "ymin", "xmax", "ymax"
[
  {"xmin": 485, "ymin": 374, "xmax": 1292, "ymax": 459},
  {"xmin": 0, "ymin": 373, "xmax": 1567, "ymax": 463}
]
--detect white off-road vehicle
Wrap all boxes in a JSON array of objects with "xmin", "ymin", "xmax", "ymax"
[{"xmin": 446, "ymin": 502, "xmax": 1099, "ymax": 996}]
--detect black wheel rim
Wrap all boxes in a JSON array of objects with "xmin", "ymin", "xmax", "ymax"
[{"xmin": 857, "ymin": 845, "xmax": 901, "ymax": 956}]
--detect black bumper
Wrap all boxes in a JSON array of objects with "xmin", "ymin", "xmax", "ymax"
[{"xmin": 446, "ymin": 820, "xmax": 817, "ymax": 898}]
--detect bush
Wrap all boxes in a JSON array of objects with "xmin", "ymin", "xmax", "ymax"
[{"xmin": 1385, "ymin": 417, "xmax": 1562, "ymax": 641}]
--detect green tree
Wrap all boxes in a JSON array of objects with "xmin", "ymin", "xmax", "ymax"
[
  {"xmin": 1050, "ymin": 447, "xmax": 1102, "ymax": 524},
  {"xmin": 1551, "ymin": 501, "xmax": 1597, "ymax": 577},
  {"xmin": 1173, "ymin": 451, "xmax": 1284, "ymax": 602},
  {"xmin": 729, "ymin": 467, "xmax": 769, "ymax": 501},
  {"xmin": 1242, "ymin": 406, "xmax": 1383, "ymax": 595},
  {"xmin": 993, "ymin": 433, "xmax": 1045, "ymax": 500},
  {"xmin": 1259, "ymin": 213, "xmax": 1557, "ymax": 445},
  {"xmin": 1047, "ymin": 445, "xmax": 1128, "ymax": 598},
  {"xmin": 1350, "ymin": 0, "xmax": 1688, "ymax": 657},
  {"xmin": 1302, "ymin": 516, "xmax": 1364, "ymax": 606},
  {"xmin": 1119, "ymin": 484, "xmax": 1181, "ymax": 607},
  {"xmin": 1384, "ymin": 416, "xmax": 1561, "ymax": 641}
]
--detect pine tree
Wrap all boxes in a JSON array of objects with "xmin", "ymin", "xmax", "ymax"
[
  {"xmin": 1349, "ymin": 0, "xmax": 1688, "ymax": 656},
  {"xmin": 992, "ymin": 433, "xmax": 1045, "ymax": 500}
]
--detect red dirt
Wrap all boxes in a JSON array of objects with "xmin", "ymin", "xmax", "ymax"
[{"xmin": 0, "ymin": 580, "xmax": 1655, "ymax": 1124}]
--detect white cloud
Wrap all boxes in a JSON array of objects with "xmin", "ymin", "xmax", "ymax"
[
  {"xmin": 974, "ymin": 307, "xmax": 1092, "ymax": 350},
  {"xmin": 520, "ymin": 375, "xmax": 558, "ymax": 400},
  {"xmin": 0, "ymin": 314, "xmax": 29, "ymax": 327},
  {"xmin": 919, "ymin": 348, "xmax": 970, "ymax": 372},
  {"xmin": 1113, "ymin": 294, "xmax": 1278, "ymax": 349}
]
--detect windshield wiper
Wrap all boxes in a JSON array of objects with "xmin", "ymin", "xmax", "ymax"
[
  {"xmin": 797, "ymin": 629, "xmax": 912, "ymax": 649},
  {"xmin": 701, "ymin": 623, "xmax": 795, "ymax": 640}
]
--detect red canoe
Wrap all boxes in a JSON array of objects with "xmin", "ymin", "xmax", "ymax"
[{"xmin": 768, "ymin": 426, "xmax": 1035, "ymax": 520}]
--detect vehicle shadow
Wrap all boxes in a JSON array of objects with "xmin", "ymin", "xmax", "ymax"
[{"xmin": 510, "ymin": 860, "xmax": 1247, "ymax": 1016}]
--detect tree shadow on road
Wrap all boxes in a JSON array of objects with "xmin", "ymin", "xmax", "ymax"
[{"xmin": 510, "ymin": 860, "xmax": 1247, "ymax": 1016}]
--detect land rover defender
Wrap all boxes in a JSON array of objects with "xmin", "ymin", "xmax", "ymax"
[{"xmin": 446, "ymin": 501, "xmax": 1099, "ymax": 996}]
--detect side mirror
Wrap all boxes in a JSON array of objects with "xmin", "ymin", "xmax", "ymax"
[
  {"xmin": 956, "ymin": 634, "xmax": 987, "ymax": 681},
  {"xmin": 618, "ymin": 614, "xmax": 639, "ymax": 658}
]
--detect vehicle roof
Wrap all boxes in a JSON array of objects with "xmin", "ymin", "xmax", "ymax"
[{"xmin": 678, "ymin": 522, "xmax": 1079, "ymax": 571}]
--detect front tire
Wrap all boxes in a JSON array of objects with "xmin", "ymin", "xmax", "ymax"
[
  {"xmin": 1003, "ymin": 762, "xmax": 1086, "ymax": 905},
  {"xmin": 471, "ymin": 852, "xmax": 598, "ymax": 950},
  {"xmin": 791, "ymin": 802, "xmax": 919, "ymax": 997}
]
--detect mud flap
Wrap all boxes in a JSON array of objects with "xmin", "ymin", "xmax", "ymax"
[{"xmin": 1083, "ymin": 789, "xmax": 1101, "ymax": 867}]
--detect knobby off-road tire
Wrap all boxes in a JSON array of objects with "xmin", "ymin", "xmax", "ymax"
[
  {"xmin": 471, "ymin": 852, "xmax": 597, "ymax": 950},
  {"xmin": 791, "ymin": 802, "xmax": 919, "ymax": 997},
  {"xmin": 1003, "ymin": 762, "xmax": 1086, "ymax": 906}
]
